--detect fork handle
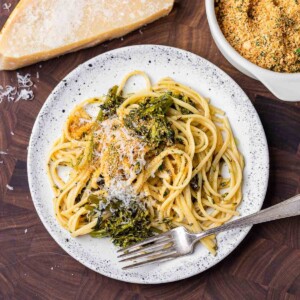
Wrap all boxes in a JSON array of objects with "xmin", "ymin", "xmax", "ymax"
[{"xmin": 195, "ymin": 194, "xmax": 300, "ymax": 240}]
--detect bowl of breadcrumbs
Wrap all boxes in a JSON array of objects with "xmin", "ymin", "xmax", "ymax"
[{"xmin": 206, "ymin": 0, "xmax": 300, "ymax": 101}]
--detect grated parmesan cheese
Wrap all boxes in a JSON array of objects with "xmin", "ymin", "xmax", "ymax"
[
  {"xmin": 105, "ymin": 178, "xmax": 137, "ymax": 206},
  {"xmin": 0, "ymin": 73, "xmax": 34, "ymax": 103},
  {"xmin": 2, "ymin": 2, "xmax": 11, "ymax": 10},
  {"xmin": 79, "ymin": 118, "xmax": 92, "ymax": 125},
  {"xmin": 104, "ymin": 177, "xmax": 146, "ymax": 208},
  {"xmin": 6, "ymin": 184, "xmax": 14, "ymax": 190},
  {"xmin": 17, "ymin": 72, "xmax": 33, "ymax": 88},
  {"xmin": 92, "ymin": 117, "xmax": 149, "ymax": 206},
  {"xmin": 15, "ymin": 89, "xmax": 34, "ymax": 101},
  {"xmin": 0, "ymin": 85, "xmax": 17, "ymax": 103},
  {"xmin": 94, "ymin": 117, "xmax": 147, "ymax": 180}
]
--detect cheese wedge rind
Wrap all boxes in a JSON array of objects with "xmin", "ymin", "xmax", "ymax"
[{"xmin": 0, "ymin": 0, "xmax": 174, "ymax": 70}]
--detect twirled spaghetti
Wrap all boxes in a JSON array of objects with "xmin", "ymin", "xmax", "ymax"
[{"xmin": 47, "ymin": 71, "xmax": 244, "ymax": 253}]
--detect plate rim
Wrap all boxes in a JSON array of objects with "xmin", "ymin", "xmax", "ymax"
[{"xmin": 27, "ymin": 44, "xmax": 269, "ymax": 284}]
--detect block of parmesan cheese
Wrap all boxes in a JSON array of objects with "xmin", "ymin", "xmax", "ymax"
[{"xmin": 0, "ymin": 0, "xmax": 174, "ymax": 70}]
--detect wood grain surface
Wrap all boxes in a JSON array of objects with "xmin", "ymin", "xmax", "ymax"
[{"xmin": 0, "ymin": 1, "xmax": 299, "ymax": 299}]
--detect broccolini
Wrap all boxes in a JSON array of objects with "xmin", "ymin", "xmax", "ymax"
[
  {"xmin": 97, "ymin": 85, "xmax": 124, "ymax": 121},
  {"xmin": 124, "ymin": 94, "xmax": 175, "ymax": 148},
  {"xmin": 89, "ymin": 197, "xmax": 153, "ymax": 248}
]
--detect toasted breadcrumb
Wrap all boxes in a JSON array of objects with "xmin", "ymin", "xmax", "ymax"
[{"xmin": 216, "ymin": 0, "xmax": 300, "ymax": 73}]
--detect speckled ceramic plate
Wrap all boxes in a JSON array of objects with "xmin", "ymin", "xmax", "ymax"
[{"xmin": 28, "ymin": 45, "xmax": 269, "ymax": 284}]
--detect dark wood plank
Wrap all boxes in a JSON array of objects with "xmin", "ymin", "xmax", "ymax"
[{"xmin": 0, "ymin": 0, "xmax": 299, "ymax": 299}]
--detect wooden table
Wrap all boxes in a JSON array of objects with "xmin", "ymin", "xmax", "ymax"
[{"xmin": 1, "ymin": 1, "xmax": 299, "ymax": 299}]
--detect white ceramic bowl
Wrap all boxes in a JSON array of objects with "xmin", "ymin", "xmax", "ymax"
[
  {"xmin": 205, "ymin": 0, "xmax": 300, "ymax": 102},
  {"xmin": 28, "ymin": 45, "xmax": 269, "ymax": 284}
]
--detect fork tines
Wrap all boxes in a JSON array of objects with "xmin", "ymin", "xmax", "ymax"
[{"xmin": 117, "ymin": 232, "xmax": 178, "ymax": 269}]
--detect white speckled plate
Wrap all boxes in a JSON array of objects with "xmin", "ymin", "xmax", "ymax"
[{"xmin": 28, "ymin": 45, "xmax": 269, "ymax": 284}]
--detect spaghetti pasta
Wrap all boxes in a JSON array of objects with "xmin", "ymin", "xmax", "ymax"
[{"xmin": 47, "ymin": 71, "xmax": 244, "ymax": 254}]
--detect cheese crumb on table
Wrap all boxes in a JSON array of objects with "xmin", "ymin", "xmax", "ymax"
[
  {"xmin": 6, "ymin": 184, "xmax": 14, "ymax": 190},
  {"xmin": 0, "ymin": 73, "xmax": 34, "ymax": 103},
  {"xmin": 2, "ymin": 3, "xmax": 11, "ymax": 11}
]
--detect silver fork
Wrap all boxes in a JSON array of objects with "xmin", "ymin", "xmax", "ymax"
[{"xmin": 118, "ymin": 194, "xmax": 300, "ymax": 269}]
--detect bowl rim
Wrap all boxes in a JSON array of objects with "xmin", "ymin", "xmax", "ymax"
[{"xmin": 205, "ymin": 0, "xmax": 300, "ymax": 79}]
